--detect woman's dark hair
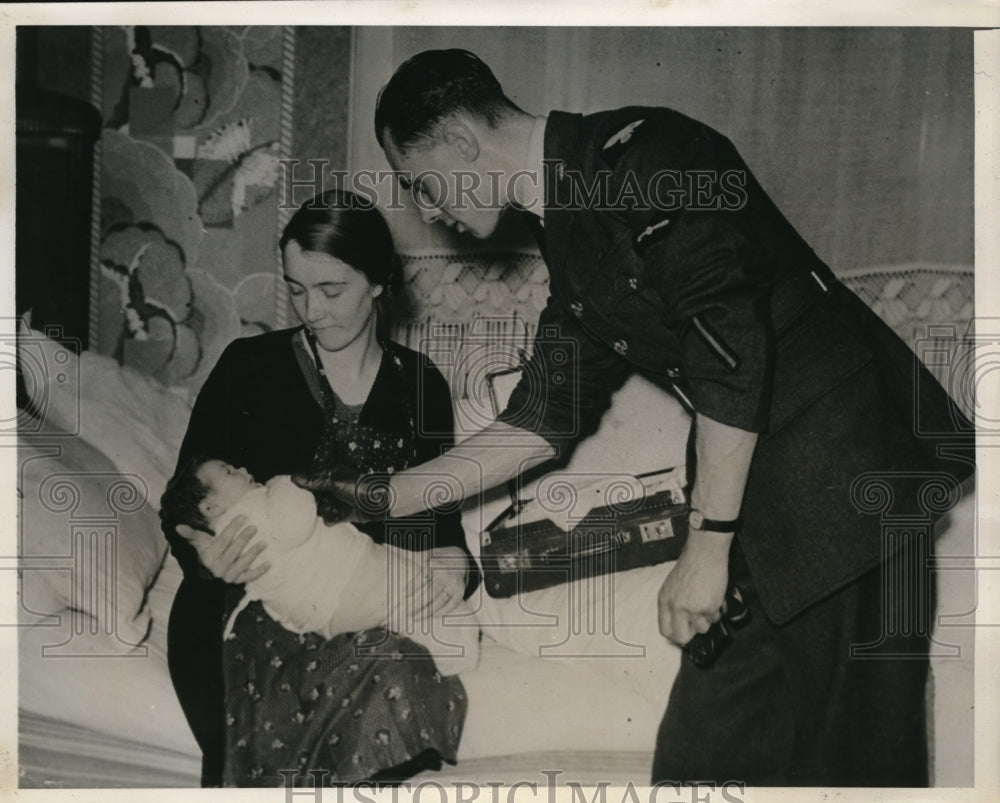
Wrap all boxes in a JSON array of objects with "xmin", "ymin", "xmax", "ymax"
[
  {"xmin": 374, "ymin": 49, "xmax": 522, "ymax": 152},
  {"xmin": 159, "ymin": 454, "xmax": 215, "ymax": 536},
  {"xmin": 280, "ymin": 189, "xmax": 404, "ymax": 328}
]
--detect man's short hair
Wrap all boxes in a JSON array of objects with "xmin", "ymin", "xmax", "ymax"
[
  {"xmin": 160, "ymin": 454, "xmax": 214, "ymax": 536},
  {"xmin": 374, "ymin": 49, "xmax": 522, "ymax": 152}
]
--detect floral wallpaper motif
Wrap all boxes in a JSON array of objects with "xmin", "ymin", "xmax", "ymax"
[
  {"xmin": 90, "ymin": 26, "xmax": 552, "ymax": 398},
  {"xmin": 97, "ymin": 25, "xmax": 285, "ymax": 393}
]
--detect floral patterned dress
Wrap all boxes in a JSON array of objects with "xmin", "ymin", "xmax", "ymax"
[{"xmin": 221, "ymin": 333, "xmax": 468, "ymax": 786}]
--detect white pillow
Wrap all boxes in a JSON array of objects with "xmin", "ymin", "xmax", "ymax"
[
  {"xmin": 22, "ymin": 329, "xmax": 193, "ymax": 508},
  {"xmin": 18, "ymin": 556, "xmax": 199, "ymax": 756},
  {"xmin": 18, "ymin": 433, "xmax": 168, "ymax": 653}
]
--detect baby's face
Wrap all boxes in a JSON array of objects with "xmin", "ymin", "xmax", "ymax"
[{"xmin": 197, "ymin": 460, "xmax": 261, "ymax": 521}]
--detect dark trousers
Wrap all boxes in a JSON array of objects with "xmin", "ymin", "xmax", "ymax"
[{"xmin": 652, "ymin": 539, "xmax": 933, "ymax": 786}]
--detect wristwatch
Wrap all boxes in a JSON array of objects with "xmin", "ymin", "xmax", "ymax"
[{"xmin": 688, "ymin": 509, "xmax": 743, "ymax": 533}]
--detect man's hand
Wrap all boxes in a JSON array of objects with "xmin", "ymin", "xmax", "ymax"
[
  {"xmin": 657, "ymin": 530, "xmax": 732, "ymax": 645},
  {"xmin": 658, "ymin": 413, "xmax": 755, "ymax": 645},
  {"xmin": 292, "ymin": 469, "xmax": 392, "ymax": 524},
  {"xmin": 175, "ymin": 515, "xmax": 270, "ymax": 584}
]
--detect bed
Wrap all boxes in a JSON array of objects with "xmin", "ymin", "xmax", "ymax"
[{"xmin": 15, "ymin": 263, "xmax": 977, "ymax": 788}]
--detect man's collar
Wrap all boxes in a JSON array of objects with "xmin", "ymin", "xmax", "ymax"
[{"xmin": 519, "ymin": 115, "xmax": 548, "ymax": 220}]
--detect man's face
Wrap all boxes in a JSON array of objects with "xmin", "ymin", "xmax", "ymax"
[{"xmin": 383, "ymin": 134, "xmax": 505, "ymax": 240}]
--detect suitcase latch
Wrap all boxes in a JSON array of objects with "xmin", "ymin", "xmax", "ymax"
[{"xmin": 639, "ymin": 518, "xmax": 676, "ymax": 542}]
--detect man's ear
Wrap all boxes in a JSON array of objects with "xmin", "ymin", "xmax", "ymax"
[
  {"xmin": 198, "ymin": 498, "xmax": 216, "ymax": 518},
  {"xmin": 442, "ymin": 119, "xmax": 480, "ymax": 162}
]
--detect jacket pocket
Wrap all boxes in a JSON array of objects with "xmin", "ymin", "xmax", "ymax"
[{"xmin": 768, "ymin": 293, "xmax": 873, "ymax": 434}]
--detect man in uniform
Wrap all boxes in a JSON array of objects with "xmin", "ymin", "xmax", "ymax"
[{"xmin": 324, "ymin": 49, "xmax": 975, "ymax": 785}]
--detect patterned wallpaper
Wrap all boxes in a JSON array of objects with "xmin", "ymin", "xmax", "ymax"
[
  {"xmin": 93, "ymin": 26, "xmax": 290, "ymax": 392},
  {"xmin": 22, "ymin": 27, "xmax": 975, "ymax": 406}
]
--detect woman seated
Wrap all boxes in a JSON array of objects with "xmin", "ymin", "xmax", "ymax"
[{"xmin": 163, "ymin": 189, "xmax": 479, "ymax": 787}]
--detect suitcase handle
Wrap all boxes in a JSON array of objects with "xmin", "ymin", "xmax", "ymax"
[{"xmin": 566, "ymin": 534, "xmax": 620, "ymax": 559}]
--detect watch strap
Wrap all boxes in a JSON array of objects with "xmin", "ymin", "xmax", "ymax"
[{"xmin": 689, "ymin": 510, "xmax": 743, "ymax": 533}]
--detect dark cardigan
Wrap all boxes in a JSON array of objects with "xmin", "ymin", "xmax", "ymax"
[{"xmin": 163, "ymin": 327, "xmax": 476, "ymax": 784}]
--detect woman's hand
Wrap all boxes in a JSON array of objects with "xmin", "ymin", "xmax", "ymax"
[
  {"xmin": 657, "ymin": 530, "xmax": 731, "ymax": 645},
  {"xmin": 175, "ymin": 515, "xmax": 270, "ymax": 584},
  {"xmin": 380, "ymin": 546, "xmax": 468, "ymax": 631},
  {"xmin": 428, "ymin": 546, "xmax": 469, "ymax": 615}
]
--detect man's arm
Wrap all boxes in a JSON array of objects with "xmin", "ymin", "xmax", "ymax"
[
  {"xmin": 657, "ymin": 413, "xmax": 758, "ymax": 646},
  {"xmin": 298, "ymin": 298, "xmax": 629, "ymax": 520},
  {"xmin": 386, "ymin": 420, "xmax": 556, "ymax": 518}
]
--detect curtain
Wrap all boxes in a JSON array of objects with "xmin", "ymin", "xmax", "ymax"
[{"xmin": 350, "ymin": 27, "xmax": 974, "ymax": 271}]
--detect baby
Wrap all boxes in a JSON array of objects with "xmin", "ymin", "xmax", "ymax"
[{"xmin": 160, "ymin": 457, "xmax": 479, "ymax": 676}]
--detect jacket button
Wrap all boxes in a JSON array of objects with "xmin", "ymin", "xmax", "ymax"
[
  {"xmin": 569, "ymin": 301, "xmax": 584, "ymax": 317},
  {"xmin": 667, "ymin": 367, "xmax": 680, "ymax": 378},
  {"xmin": 614, "ymin": 339, "xmax": 629, "ymax": 356},
  {"xmin": 627, "ymin": 277, "xmax": 638, "ymax": 290}
]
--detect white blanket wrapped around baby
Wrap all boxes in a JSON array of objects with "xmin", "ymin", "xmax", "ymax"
[{"xmin": 218, "ymin": 476, "xmax": 480, "ymax": 676}]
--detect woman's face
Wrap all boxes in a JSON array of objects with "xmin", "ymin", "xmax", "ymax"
[{"xmin": 283, "ymin": 241, "xmax": 383, "ymax": 352}]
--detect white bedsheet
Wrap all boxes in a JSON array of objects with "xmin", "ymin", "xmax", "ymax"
[
  {"xmin": 16, "ymin": 335, "xmax": 976, "ymax": 786},
  {"xmin": 18, "ymin": 551, "xmax": 674, "ymax": 770}
]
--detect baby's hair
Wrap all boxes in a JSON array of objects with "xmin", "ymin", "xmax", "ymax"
[{"xmin": 160, "ymin": 454, "xmax": 215, "ymax": 536}]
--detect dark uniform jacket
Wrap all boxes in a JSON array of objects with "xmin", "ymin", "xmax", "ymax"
[{"xmin": 499, "ymin": 107, "xmax": 974, "ymax": 624}]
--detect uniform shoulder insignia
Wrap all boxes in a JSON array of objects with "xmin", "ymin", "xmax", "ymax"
[
  {"xmin": 634, "ymin": 211, "xmax": 673, "ymax": 253},
  {"xmin": 603, "ymin": 119, "xmax": 645, "ymax": 151},
  {"xmin": 599, "ymin": 118, "xmax": 647, "ymax": 169}
]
